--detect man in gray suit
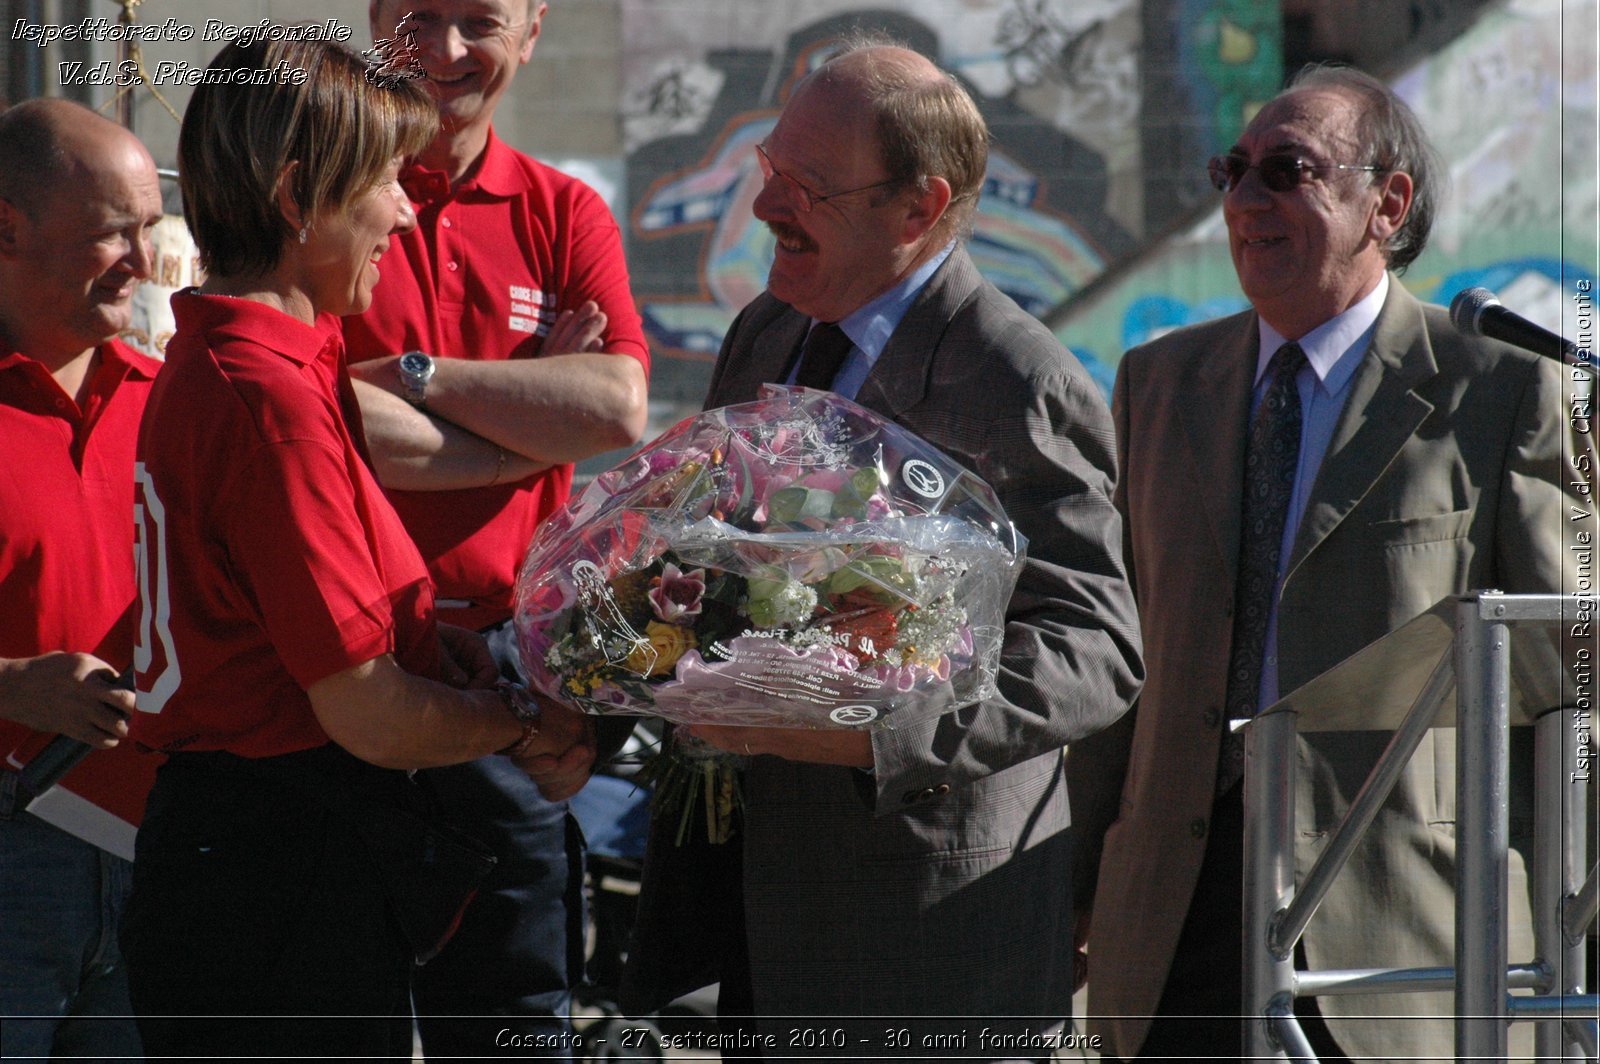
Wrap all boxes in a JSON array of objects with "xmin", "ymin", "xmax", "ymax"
[
  {"xmin": 619, "ymin": 40, "xmax": 1142, "ymax": 1054},
  {"xmin": 1068, "ymin": 65, "xmax": 1578, "ymax": 1061}
]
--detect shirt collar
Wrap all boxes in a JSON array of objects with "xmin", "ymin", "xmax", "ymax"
[
  {"xmin": 171, "ymin": 288, "xmax": 342, "ymax": 367},
  {"xmin": 0, "ymin": 336, "xmax": 159, "ymax": 380},
  {"xmin": 101, "ymin": 337, "xmax": 161, "ymax": 380},
  {"xmin": 400, "ymin": 128, "xmax": 526, "ymax": 204},
  {"xmin": 833, "ymin": 241, "xmax": 956, "ymax": 358},
  {"xmin": 1255, "ymin": 271, "xmax": 1388, "ymax": 394}
]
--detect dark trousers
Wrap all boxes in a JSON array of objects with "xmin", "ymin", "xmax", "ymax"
[
  {"xmin": 1116, "ymin": 784, "xmax": 1347, "ymax": 1064},
  {"xmin": 711, "ymin": 835, "xmax": 1050, "ymax": 1064},
  {"xmin": 714, "ymin": 839, "xmax": 764, "ymax": 1061},
  {"xmin": 410, "ymin": 619, "xmax": 586, "ymax": 1059},
  {"xmin": 123, "ymin": 751, "xmax": 416, "ymax": 1060}
]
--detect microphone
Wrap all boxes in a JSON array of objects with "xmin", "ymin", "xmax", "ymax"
[
  {"xmin": 16, "ymin": 735, "xmax": 93, "ymax": 800},
  {"xmin": 13, "ymin": 667, "xmax": 133, "ymax": 804},
  {"xmin": 1449, "ymin": 287, "xmax": 1581, "ymax": 363}
]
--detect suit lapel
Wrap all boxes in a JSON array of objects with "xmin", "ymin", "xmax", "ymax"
[
  {"xmin": 854, "ymin": 248, "xmax": 980, "ymax": 419},
  {"xmin": 1178, "ymin": 314, "xmax": 1257, "ymax": 588},
  {"xmin": 1286, "ymin": 281, "xmax": 1438, "ymax": 578},
  {"xmin": 711, "ymin": 307, "xmax": 809, "ymax": 406}
]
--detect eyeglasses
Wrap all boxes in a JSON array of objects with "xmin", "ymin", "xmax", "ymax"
[
  {"xmin": 1207, "ymin": 153, "xmax": 1385, "ymax": 193},
  {"xmin": 754, "ymin": 144, "xmax": 900, "ymax": 213}
]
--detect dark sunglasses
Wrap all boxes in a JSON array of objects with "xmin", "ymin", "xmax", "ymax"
[{"xmin": 1207, "ymin": 153, "xmax": 1385, "ymax": 193}]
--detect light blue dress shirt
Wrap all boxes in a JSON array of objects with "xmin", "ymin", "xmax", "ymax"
[
  {"xmin": 785, "ymin": 242, "xmax": 956, "ymax": 400},
  {"xmin": 1254, "ymin": 272, "xmax": 1389, "ymax": 709}
]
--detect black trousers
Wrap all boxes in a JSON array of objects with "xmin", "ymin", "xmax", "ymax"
[
  {"xmin": 122, "ymin": 749, "xmax": 417, "ymax": 1061},
  {"xmin": 1114, "ymin": 784, "xmax": 1347, "ymax": 1064}
]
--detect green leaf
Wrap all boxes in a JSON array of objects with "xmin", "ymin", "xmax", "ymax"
[{"xmin": 767, "ymin": 486, "xmax": 835, "ymax": 525}]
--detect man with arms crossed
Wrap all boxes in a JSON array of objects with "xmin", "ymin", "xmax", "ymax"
[
  {"xmin": 0, "ymin": 99, "xmax": 163, "ymax": 1060},
  {"xmin": 1068, "ymin": 65, "xmax": 1577, "ymax": 1061},
  {"xmin": 619, "ymin": 41, "xmax": 1142, "ymax": 1057},
  {"xmin": 344, "ymin": 1, "xmax": 648, "ymax": 1054}
]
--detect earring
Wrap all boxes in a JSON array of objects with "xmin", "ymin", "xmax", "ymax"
[{"xmin": 298, "ymin": 226, "xmax": 308, "ymax": 244}]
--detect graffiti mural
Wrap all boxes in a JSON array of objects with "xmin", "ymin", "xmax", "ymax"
[
  {"xmin": 1048, "ymin": 0, "xmax": 1597, "ymax": 395},
  {"xmin": 620, "ymin": 2, "xmax": 1142, "ymax": 405},
  {"xmin": 1137, "ymin": 0, "xmax": 1284, "ymax": 237}
]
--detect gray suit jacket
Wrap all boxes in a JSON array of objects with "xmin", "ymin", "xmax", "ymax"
[
  {"xmin": 1067, "ymin": 280, "xmax": 1574, "ymax": 1060},
  {"xmin": 620, "ymin": 246, "xmax": 1142, "ymax": 1033}
]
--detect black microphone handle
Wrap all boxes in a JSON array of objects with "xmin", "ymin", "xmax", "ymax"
[
  {"xmin": 1451, "ymin": 287, "xmax": 1583, "ymax": 363},
  {"xmin": 16, "ymin": 734, "xmax": 94, "ymax": 800},
  {"xmin": 1477, "ymin": 303, "xmax": 1580, "ymax": 362}
]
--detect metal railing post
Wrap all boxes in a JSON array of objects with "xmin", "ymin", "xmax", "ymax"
[
  {"xmin": 1455, "ymin": 595, "xmax": 1511, "ymax": 1059},
  {"xmin": 1534, "ymin": 707, "xmax": 1590, "ymax": 1061},
  {"xmin": 1244, "ymin": 709, "xmax": 1300, "ymax": 1061}
]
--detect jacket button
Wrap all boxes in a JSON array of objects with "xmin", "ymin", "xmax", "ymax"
[
  {"xmin": 934, "ymin": 783, "xmax": 950, "ymax": 796},
  {"xmin": 1190, "ymin": 817, "xmax": 1208, "ymax": 839},
  {"xmin": 1202, "ymin": 707, "xmax": 1221, "ymax": 728}
]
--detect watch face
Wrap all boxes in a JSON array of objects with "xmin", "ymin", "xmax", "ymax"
[{"xmin": 399, "ymin": 351, "xmax": 433, "ymax": 378}]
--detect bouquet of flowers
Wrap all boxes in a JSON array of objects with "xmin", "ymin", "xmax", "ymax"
[{"xmin": 513, "ymin": 385, "xmax": 1026, "ymax": 733}]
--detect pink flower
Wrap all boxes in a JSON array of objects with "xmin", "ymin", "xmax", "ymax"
[{"xmin": 648, "ymin": 563, "xmax": 706, "ymax": 623}]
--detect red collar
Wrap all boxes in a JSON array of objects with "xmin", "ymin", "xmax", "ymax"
[
  {"xmin": 170, "ymin": 289, "xmax": 342, "ymax": 367},
  {"xmin": 400, "ymin": 128, "xmax": 527, "ymax": 204}
]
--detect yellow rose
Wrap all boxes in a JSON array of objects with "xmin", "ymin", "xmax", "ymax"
[{"xmin": 626, "ymin": 621, "xmax": 697, "ymax": 677}]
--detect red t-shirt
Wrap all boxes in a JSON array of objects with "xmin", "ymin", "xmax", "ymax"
[
  {"xmin": 343, "ymin": 130, "xmax": 650, "ymax": 630},
  {"xmin": 132, "ymin": 292, "xmax": 440, "ymax": 758},
  {"xmin": 0, "ymin": 338, "xmax": 162, "ymax": 852}
]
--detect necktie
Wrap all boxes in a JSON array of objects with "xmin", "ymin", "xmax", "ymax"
[
  {"xmin": 1217, "ymin": 341, "xmax": 1308, "ymax": 795},
  {"xmin": 794, "ymin": 322, "xmax": 853, "ymax": 390}
]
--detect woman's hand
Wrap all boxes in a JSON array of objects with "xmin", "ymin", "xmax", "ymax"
[{"xmin": 507, "ymin": 696, "xmax": 597, "ymax": 801}]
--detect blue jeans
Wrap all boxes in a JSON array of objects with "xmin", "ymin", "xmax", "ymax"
[
  {"xmin": 0, "ymin": 810, "xmax": 142, "ymax": 1060},
  {"xmin": 410, "ymin": 619, "xmax": 584, "ymax": 1060}
]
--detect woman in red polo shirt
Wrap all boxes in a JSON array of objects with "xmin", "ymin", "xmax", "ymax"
[{"xmin": 121, "ymin": 36, "xmax": 595, "ymax": 1059}]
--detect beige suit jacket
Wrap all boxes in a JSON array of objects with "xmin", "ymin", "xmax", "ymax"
[{"xmin": 1067, "ymin": 280, "xmax": 1577, "ymax": 1060}]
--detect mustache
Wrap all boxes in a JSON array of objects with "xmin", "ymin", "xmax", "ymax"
[{"xmin": 766, "ymin": 221, "xmax": 816, "ymax": 251}]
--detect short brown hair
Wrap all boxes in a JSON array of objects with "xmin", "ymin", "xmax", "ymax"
[
  {"xmin": 821, "ymin": 35, "xmax": 989, "ymax": 240},
  {"xmin": 179, "ymin": 36, "xmax": 436, "ymax": 278}
]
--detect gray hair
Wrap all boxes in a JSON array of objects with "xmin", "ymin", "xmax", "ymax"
[{"xmin": 1287, "ymin": 63, "xmax": 1444, "ymax": 274}]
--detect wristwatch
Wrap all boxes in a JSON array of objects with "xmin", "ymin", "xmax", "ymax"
[{"xmin": 397, "ymin": 350, "xmax": 436, "ymax": 407}]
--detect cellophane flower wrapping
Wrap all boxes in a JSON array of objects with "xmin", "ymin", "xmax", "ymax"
[{"xmin": 513, "ymin": 385, "xmax": 1026, "ymax": 731}]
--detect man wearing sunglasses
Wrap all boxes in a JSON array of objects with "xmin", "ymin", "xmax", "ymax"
[
  {"xmin": 1069, "ymin": 65, "xmax": 1574, "ymax": 1061},
  {"xmin": 619, "ymin": 38, "xmax": 1142, "ymax": 1055}
]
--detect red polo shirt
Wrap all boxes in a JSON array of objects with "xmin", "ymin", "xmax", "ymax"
[
  {"xmin": 344, "ymin": 130, "xmax": 650, "ymax": 630},
  {"xmin": 132, "ymin": 292, "xmax": 440, "ymax": 758},
  {"xmin": 0, "ymin": 337, "xmax": 162, "ymax": 850}
]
